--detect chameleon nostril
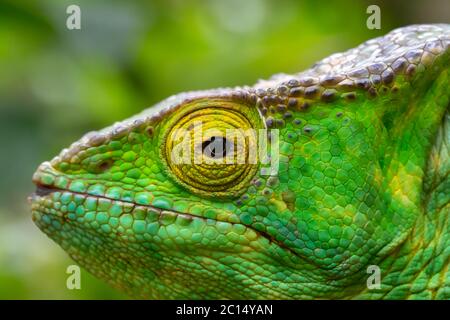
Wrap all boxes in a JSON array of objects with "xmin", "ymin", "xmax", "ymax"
[
  {"xmin": 87, "ymin": 159, "xmax": 114, "ymax": 173},
  {"xmin": 146, "ymin": 126, "xmax": 154, "ymax": 137},
  {"xmin": 99, "ymin": 160, "xmax": 112, "ymax": 171}
]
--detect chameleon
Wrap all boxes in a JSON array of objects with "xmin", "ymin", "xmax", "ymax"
[{"xmin": 30, "ymin": 24, "xmax": 449, "ymax": 299}]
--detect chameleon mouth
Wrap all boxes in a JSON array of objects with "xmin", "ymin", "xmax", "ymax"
[
  {"xmin": 30, "ymin": 172, "xmax": 302, "ymax": 261},
  {"xmin": 30, "ymin": 181, "xmax": 191, "ymax": 219},
  {"xmin": 34, "ymin": 184, "xmax": 58, "ymax": 197},
  {"xmin": 30, "ymin": 177, "xmax": 228, "ymax": 229},
  {"xmin": 30, "ymin": 164, "xmax": 301, "ymax": 260},
  {"xmin": 27, "ymin": 183, "xmax": 58, "ymax": 204}
]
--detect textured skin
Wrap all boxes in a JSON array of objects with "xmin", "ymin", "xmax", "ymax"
[{"xmin": 30, "ymin": 25, "xmax": 449, "ymax": 299}]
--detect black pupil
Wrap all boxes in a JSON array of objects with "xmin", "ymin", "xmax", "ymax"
[{"xmin": 202, "ymin": 137, "xmax": 229, "ymax": 158}]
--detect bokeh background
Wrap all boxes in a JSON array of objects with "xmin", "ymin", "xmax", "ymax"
[{"xmin": 0, "ymin": 0, "xmax": 448, "ymax": 299}]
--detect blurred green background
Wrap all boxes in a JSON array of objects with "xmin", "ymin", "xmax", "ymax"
[{"xmin": 0, "ymin": 0, "xmax": 448, "ymax": 299}]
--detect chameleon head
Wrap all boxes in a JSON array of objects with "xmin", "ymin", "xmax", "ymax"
[
  {"xmin": 29, "ymin": 88, "xmax": 402, "ymax": 299},
  {"xmin": 30, "ymin": 25, "xmax": 450, "ymax": 299},
  {"xmin": 31, "ymin": 90, "xmax": 288, "ymax": 298}
]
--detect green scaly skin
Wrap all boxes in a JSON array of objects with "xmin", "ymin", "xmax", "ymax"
[{"xmin": 30, "ymin": 25, "xmax": 449, "ymax": 299}]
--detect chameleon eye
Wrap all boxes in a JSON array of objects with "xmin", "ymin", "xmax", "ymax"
[
  {"xmin": 201, "ymin": 136, "xmax": 233, "ymax": 159},
  {"xmin": 161, "ymin": 99, "xmax": 264, "ymax": 198}
]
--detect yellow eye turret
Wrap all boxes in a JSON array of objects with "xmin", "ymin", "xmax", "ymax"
[{"xmin": 161, "ymin": 99, "xmax": 264, "ymax": 198}]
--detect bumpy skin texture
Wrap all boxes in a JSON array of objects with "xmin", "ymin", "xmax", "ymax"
[{"xmin": 31, "ymin": 25, "xmax": 449, "ymax": 299}]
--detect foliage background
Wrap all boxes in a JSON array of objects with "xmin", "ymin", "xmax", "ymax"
[{"xmin": 0, "ymin": 0, "xmax": 448, "ymax": 299}]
